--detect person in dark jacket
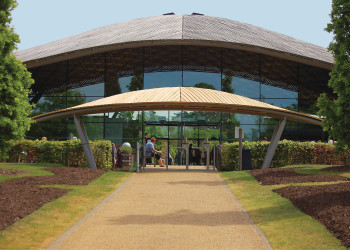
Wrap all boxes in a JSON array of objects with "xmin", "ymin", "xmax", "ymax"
[{"xmin": 115, "ymin": 144, "xmax": 123, "ymax": 168}]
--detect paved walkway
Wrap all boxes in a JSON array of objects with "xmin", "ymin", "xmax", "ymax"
[{"xmin": 50, "ymin": 168, "xmax": 271, "ymax": 249}]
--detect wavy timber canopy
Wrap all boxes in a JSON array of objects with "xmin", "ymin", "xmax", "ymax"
[{"xmin": 32, "ymin": 87, "xmax": 321, "ymax": 126}]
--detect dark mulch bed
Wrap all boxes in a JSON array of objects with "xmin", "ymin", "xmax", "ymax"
[
  {"xmin": 322, "ymin": 165, "xmax": 350, "ymax": 172},
  {"xmin": 0, "ymin": 167, "xmax": 105, "ymax": 231},
  {"xmin": 274, "ymin": 183, "xmax": 350, "ymax": 247},
  {"xmin": 249, "ymin": 167, "xmax": 349, "ymax": 185},
  {"xmin": 0, "ymin": 168, "xmax": 29, "ymax": 175}
]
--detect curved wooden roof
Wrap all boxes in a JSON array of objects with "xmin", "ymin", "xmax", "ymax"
[
  {"xmin": 32, "ymin": 87, "xmax": 322, "ymax": 125},
  {"xmin": 16, "ymin": 14, "xmax": 333, "ymax": 70}
]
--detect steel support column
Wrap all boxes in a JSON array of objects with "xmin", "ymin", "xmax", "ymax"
[
  {"xmin": 73, "ymin": 115, "xmax": 97, "ymax": 169},
  {"xmin": 262, "ymin": 117, "xmax": 286, "ymax": 169},
  {"xmin": 136, "ymin": 142, "xmax": 140, "ymax": 173}
]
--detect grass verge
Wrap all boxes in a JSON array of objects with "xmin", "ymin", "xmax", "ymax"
[
  {"xmin": 0, "ymin": 163, "xmax": 133, "ymax": 249},
  {"xmin": 221, "ymin": 164, "xmax": 347, "ymax": 250}
]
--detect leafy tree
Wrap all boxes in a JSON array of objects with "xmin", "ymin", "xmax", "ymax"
[
  {"xmin": 0, "ymin": 0, "xmax": 34, "ymax": 157},
  {"xmin": 317, "ymin": 0, "xmax": 350, "ymax": 150},
  {"xmin": 193, "ymin": 82, "xmax": 216, "ymax": 90}
]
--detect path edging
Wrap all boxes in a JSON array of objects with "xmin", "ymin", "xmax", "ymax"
[
  {"xmin": 48, "ymin": 174, "xmax": 135, "ymax": 249},
  {"xmin": 222, "ymin": 178, "xmax": 273, "ymax": 250}
]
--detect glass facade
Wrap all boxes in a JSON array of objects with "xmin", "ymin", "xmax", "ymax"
[{"xmin": 28, "ymin": 45, "xmax": 331, "ymax": 146}]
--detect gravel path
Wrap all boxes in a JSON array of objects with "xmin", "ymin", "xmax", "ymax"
[{"xmin": 50, "ymin": 170, "xmax": 270, "ymax": 249}]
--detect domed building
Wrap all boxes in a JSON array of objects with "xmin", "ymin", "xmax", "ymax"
[{"xmin": 16, "ymin": 14, "xmax": 333, "ymax": 148}]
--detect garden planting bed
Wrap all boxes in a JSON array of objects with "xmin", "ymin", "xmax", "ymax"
[
  {"xmin": 322, "ymin": 165, "xmax": 350, "ymax": 172},
  {"xmin": 0, "ymin": 167, "xmax": 105, "ymax": 231},
  {"xmin": 250, "ymin": 166, "xmax": 350, "ymax": 247},
  {"xmin": 249, "ymin": 167, "xmax": 349, "ymax": 185}
]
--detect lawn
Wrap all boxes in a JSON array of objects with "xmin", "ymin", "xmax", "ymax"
[
  {"xmin": 221, "ymin": 164, "xmax": 348, "ymax": 250},
  {"xmin": 0, "ymin": 163, "xmax": 132, "ymax": 249}
]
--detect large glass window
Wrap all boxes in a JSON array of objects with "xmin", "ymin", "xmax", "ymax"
[
  {"xmin": 27, "ymin": 45, "xmax": 331, "ymax": 142},
  {"xmin": 231, "ymin": 77, "xmax": 260, "ymax": 98},
  {"xmin": 144, "ymin": 111, "xmax": 169, "ymax": 123},
  {"xmin": 105, "ymin": 111, "xmax": 140, "ymax": 123},
  {"xmin": 105, "ymin": 48, "xmax": 143, "ymax": 97},
  {"xmin": 144, "ymin": 72, "xmax": 182, "ymax": 89},
  {"xmin": 261, "ymin": 98, "xmax": 298, "ymax": 111},
  {"xmin": 261, "ymin": 84, "xmax": 298, "ymax": 99},
  {"xmin": 69, "ymin": 83, "xmax": 104, "ymax": 97},
  {"xmin": 183, "ymin": 71, "xmax": 221, "ymax": 90},
  {"xmin": 32, "ymin": 96, "xmax": 67, "ymax": 116}
]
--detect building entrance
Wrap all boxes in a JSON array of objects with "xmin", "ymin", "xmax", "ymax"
[{"xmin": 143, "ymin": 122, "xmax": 221, "ymax": 168}]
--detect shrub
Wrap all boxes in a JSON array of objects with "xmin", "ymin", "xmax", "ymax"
[
  {"xmin": 220, "ymin": 140, "xmax": 350, "ymax": 171},
  {"xmin": 2, "ymin": 139, "xmax": 112, "ymax": 170}
]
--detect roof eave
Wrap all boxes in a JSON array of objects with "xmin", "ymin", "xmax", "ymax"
[{"xmin": 18, "ymin": 39, "xmax": 334, "ymax": 71}]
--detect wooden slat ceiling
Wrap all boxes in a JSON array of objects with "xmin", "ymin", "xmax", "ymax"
[{"xmin": 32, "ymin": 87, "xmax": 322, "ymax": 125}]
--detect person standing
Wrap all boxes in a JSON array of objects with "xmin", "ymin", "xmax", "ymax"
[
  {"xmin": 145, "ymin": 137, "xmax": 164, "ymax": 167},
  {"xmin": 114, "ymin": 144, "xmax": 123, "ymax": 168}
]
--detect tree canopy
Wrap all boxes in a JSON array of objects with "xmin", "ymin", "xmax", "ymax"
[
  {"xmin": 317, "ymin": 0, "xmax": 350, "ymax": 150},
  {"xmin": 0, "ymin": 0, "xmax": 34, "ymax": 157}
]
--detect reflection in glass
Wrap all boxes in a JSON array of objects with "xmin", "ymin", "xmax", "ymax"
[
  {"xmin": 144, "ymin": 111, "xmax": 168, "ymax": 123},
  {"xmin": 32, "ymin": 96, "xmax": 67, "ymax": 116},
  {"xmin": 240, "ymin": 125, "xmax": 260, "ymax": 141},
  {"xmin": 67, "ymin": 96, "xmax": 98, "ymax": 107},
  {"xmin": 127, "ymin": 74, "xmax": 144, "ymax": 91},
  {"xmin": 105, "ymin": 76, "xmax": 121, "ymax": 96},
  {"xmin": 144, "ymin": 72, "xmax": 182, "ymax": 89},
  {"xmin": 26, "ymin": 45, "xmax": 329, "ymax": 142},
  {"xmin": 261, "ymin": 84, "xmax": 298, "ymax": 98},
  {"xmin": 105, "ymin": 123, "xmax": 123, "ymax": 145},
  {"xmin": 119, "ymin": 76, "xmax": 132, "ymax": 93},
  {"xmin": 234, "ymin": 114, "xmax": 259, "ymax": 124},
  {"xmin": 169, "ymin": 111, "xmax": 181, "ymax": 122},
  {"xmin": 182, "ymin": 111, "xmax": 220, "ymax": 124},
  {"xmin": 69, "ymin": 83, "xmax": 104, "ymax": 96},
  {"xmin": 105, "ymin": 111, "xmax": 140, "ymax": 123},
  {"xmin": 82, "ymin": 122, "xmax": 104, "ymax": 141},
  {"xmin": 261, "ymin": 98, "xmax": 298, "ymax": 111},
  {"xmin": 230, "ymin": 76, "xmax": 260, "ymax": 98},
  {"xmin": 73, "ymin": 114, "xmax": 104, "ymax": 123},
  {"xmin": 105, "ymin": 122, "xmax": 141, "ymax": 147},
  {"xmin": 222, "ymin": 123, "xmax": 259, "ymax": 142},
  {"xmin": 183, "ymin": 71, "xmax": 221, "ymax": 90}
]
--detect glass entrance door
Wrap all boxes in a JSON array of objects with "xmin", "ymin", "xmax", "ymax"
[{"xmin": 144, "ymin": 122, "xmax": 221, "ymax": 167}]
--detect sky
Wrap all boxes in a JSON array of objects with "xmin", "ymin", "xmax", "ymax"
[{"xmin": 12, "ymin": 0, "xmax": 333, "ymax": 51}]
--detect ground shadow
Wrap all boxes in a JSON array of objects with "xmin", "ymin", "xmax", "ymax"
[
  {"xmin": 166, "ymin": 180, "xmax": 223, "ymax": 186},
  {"xmin": 108, "ymin": 204, "xmax": 304, "ymax": 227}
]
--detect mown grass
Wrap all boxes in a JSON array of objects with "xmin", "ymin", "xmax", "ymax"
[
  {"xmin": 0, "ymin": 163, "xmax": 133, "ymax": 249},
  {"xmin": 0, "ymin": 163, "xmax": 60, "ymax": 183},
  {"xmin": 221, "ymin": 164, "xmax": 347, "ymax": 250}
]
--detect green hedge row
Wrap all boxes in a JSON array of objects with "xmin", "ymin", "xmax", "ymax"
[
  {"xmin": 221, "ymin": 141, "xmax": 350, "ymax": 171},
  {"xmin": 2, "ymin": 139, "xmax": 112, "ymax": 171}
]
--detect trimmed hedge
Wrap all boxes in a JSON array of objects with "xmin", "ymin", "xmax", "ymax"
[
  {"xmin": 2, "ymin": 139, "xmax": 112, "ymax": 171},
  {"xmin": 221, "ymin": 141, "xmax": 350, "ymax": 171}
]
